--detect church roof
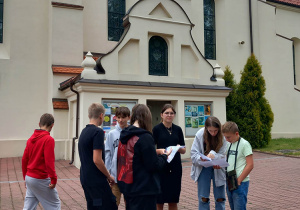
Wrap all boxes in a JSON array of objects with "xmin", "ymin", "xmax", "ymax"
[{"xmin": 267, "ymin": 0, "xmax": 300, "ymax": 8}]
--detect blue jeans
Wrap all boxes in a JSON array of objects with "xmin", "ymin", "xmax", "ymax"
[
  {"xmin": 197, "ymin": 167, "xmax": 226, "ymax": 210},
  {"xmin": 226, "ymin": 181, "xmax": 249, "ymax": 210}
]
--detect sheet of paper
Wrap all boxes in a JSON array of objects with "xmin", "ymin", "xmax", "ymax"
[
  {"xmin": 166, "ymin": 145, "xmax": 185, "ymax": 163},
  {"xmin": 199, "ymin": 153, "xmax": 211, "ymax": 161},
  {"xmin": 199, "ymin": 158, "xmax": 229, "ymax": 168}
]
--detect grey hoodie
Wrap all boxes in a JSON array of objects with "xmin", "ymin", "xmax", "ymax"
[
  {"xmin": 105, "ymin": 124, "xmax": 122, "ymax": 182},
  {"xmin": 190, "ymin": 127, "xmax": 228, "ymax": 187}
]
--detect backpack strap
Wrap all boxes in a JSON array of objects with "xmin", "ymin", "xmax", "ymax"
[{"xmin": 226, "ymin": 137, "xmax": 241, "ymax": 171}]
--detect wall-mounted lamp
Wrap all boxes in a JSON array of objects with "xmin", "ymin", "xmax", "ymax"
[{"xmin": 239, "ymin": 41, "xmax": 245, "ymax": 45}]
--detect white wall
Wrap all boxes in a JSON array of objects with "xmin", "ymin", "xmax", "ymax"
[
  {"xmin": 256, "ymin": 3, "xmax": 300, "ymax": 137},
  {"xmin": 0, "ymin": 0, "xmax": 51, "ymax": 142},
  {"xmin": 52, "ymin": 6, "xmax": 83, "ymax": 66}
]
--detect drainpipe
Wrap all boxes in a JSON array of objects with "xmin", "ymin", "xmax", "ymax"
[
  {"xmin": 249, "ymin": 0, "xmax": 253, "ymax": 54},
  {"xmin": 69, "ymin": 81, "xmax": 79, "ymax": 165}
]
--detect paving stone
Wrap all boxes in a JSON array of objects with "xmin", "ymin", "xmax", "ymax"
[{"xmin": 0, "ymin": 152, "xmax": 299, "ymax": 209}]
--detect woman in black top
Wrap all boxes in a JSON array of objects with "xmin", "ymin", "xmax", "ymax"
[{"xmin": 152, "ymin": 104, "xmax": 186, "ymax": 210}]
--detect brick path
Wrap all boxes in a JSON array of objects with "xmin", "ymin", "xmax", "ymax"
[{"xmin": 0, "ymin": 152, "xmax": 299, "ymax": 209}]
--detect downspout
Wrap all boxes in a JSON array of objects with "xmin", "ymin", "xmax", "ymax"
[
  {"xmin": 69, "ymin": 81, "xmax": 79, "ymax": 165},
  {"xmin": 249, "ymin": 0, "xmax": 254, "ymax": 54}
]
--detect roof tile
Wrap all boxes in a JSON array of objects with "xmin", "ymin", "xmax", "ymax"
[
  {"xmin": 52, "ymin": 99, "xmax": 69, "ymax": 110},
  {"xmin": 52, "ymin": 66, "xmax": 83, "ymax": 74}
]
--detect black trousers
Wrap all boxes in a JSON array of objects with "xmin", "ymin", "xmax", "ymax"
[
  {"xmin": 82, "ymin": 183, "xmax": 117, "ymax": 210},
  {"xmin": 124, "ymin": 194, "xmax": 157, "ymax": 210}
]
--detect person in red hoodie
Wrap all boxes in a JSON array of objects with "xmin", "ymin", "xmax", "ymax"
[{"xmin": 22, "ymin": 113, "xmax": 61, "ymax": 210}]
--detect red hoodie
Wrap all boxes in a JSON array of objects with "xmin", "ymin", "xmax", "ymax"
[{"xmin": 22, "ymin": 129, "xmax": 57, "ymax": 184}]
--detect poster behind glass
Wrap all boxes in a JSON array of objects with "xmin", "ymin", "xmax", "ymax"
[
  {"xmin": 185, "ymin": 103, "xmax": 211, "ymax": 137},
  {"xmin": 102, "ymin": 100, "xmax": 137, "ymax": 138}
]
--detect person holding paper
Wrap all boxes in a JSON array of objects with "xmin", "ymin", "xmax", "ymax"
[
  {"xmin": 153, "ymin": 104, "xmax": 186, "ymax": 210},
  {"xmin": 190, "ymin": 116, "xmax": 228, "ymax": 210},
  {"xmin": 117, "ymin": 104, "xmax": 171, "ymax": 210}
]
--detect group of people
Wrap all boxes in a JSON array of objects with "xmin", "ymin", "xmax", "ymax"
[{"xmin": 21, "ymin": 102, "xmax": 254, "ymax": 210}]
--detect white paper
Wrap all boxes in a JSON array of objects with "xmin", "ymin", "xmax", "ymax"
[
  {"xmin": 199, "ymin": 157, "xmax": 229, "ymax": 168},
  {"xmin": 199, "ymin": 153, "xmax": 211, "ymax": 161},
  {"xmin": 166, "ymin": 145, "xmax": 185, "ymax": 163}
]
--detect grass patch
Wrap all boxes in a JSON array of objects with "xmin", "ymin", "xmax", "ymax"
[{"xmin": 255, "ymin": 138, "xmax": 300, "ymax": 156}]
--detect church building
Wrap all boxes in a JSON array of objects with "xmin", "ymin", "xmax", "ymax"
[{"xmin": 0, "ymin": 0, "xmax": 299, "ymax": 168}]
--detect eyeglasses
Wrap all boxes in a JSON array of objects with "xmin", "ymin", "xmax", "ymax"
[{"xmin": 164, "ymin": 112, "xmax": 175, "ymax": 116}]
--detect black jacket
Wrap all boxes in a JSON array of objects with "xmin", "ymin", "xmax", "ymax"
[{"xmin": 117, "ymin": 125, "xmax": 168, "ymax": 196}]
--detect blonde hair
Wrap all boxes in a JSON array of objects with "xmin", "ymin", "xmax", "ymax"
[
  {"xmin": 222, "ymin": 121, "xmax": 239, "ymax": 133},
  {"xmin": 88, "ymin": 103, "xmax": 105, "ymax": 119}
]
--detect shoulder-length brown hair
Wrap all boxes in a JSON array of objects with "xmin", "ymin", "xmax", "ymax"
[
  {"xmin": 161, "ymin": 104, "xmax": 176, "ymax": 114},
  {"xmin": 130, "ymin": 104, "xmax": 152, "ymax": 133},
  {"xmin": 160, "ymin": 104, "xmax": 176, "ymax": 122},
  {"xmin": 203, "ymin": 116, "xmax": 223, "ymax": 154}
]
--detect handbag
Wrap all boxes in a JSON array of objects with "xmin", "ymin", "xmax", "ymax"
[{"xmin": 226, "ymin": 138, "xmax": 240, "ymax": 191}]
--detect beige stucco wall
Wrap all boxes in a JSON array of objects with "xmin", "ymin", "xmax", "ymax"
[
  {"xmin": 82, "ymin": 0, "xmax": 139, "ymax": 53},
  {"xmin": 257, "ymin": 3, "xmax": 300, "ymax": 138},
  {"xmin": 52, "ymin": 6, "xmax": 83, "ymax": 66},
  {"xmin": 0, "ymin": 0, "xmax": 52, "ymax": 157},
  {"xmin": 0, "ymin": 0, "xmax": 80, "ymax": 159}
]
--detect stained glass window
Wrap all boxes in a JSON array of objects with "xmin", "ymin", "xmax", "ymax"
[
  {"xmin": 149, "ymin": 36, "xmax": 168, "ymax": 76},
  {"xmin": 108, "ymin": 0, "xmax": 125, "ymax": 41},
  {"xmin": 0, "ymin": 0, "xmax": 3, "ymax": 43},
  {"xmin": 203, "ymin": 0, "xmax": 216, "ymax": 60}
]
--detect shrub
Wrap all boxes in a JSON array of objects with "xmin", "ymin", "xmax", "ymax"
[
  {"xmin": 223, "ymin": 54, "xmax": 274, "ymax": 148},
  {"xmin": 223, "ymin": 66, "xmax": 237, "ymax": 122}
]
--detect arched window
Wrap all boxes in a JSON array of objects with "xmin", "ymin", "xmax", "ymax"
[
  {"xmin": 203, "ymin": 0, "xmax": 216, "ymax": 60},
  {"xmin": 108, "ymin": 0, "xmax": 125, "ymax": 41},
  {"xmin": 149, "ymin": 36, "xmax": 168, "ymax": 76}
]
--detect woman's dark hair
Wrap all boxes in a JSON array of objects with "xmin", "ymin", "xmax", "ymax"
[
  {"xmin": 160, "ymin": 104, "xmax": 176, "ymax": 122},
  {"xmin": 130, "ymin": 104, "xmax": 152, "ymax": 132},
  {"xmin": 160, "ymin": 104, "xmax": 176, "ymax": 114},
  {"xmin": 203, "ymin": 116, "xmax": 223, "ymax": 154}
]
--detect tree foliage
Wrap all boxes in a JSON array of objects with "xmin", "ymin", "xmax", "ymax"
[
  {"xmin": 223, "ymin": 66, "xmax": 237, "ymax": 122},
  {"xmin": 223, "ymin": 54, "xmax": 274, "ymax": 148}
]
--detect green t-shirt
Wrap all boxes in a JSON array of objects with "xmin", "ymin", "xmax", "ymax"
[{"xmin": 227, "ymin": 137, "xmax": 253, "ymax": 182}]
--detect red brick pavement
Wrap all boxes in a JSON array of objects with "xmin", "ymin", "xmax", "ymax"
[{"xmin": 0, "ymin": 152, "xmax": 299, "ymax": 209}]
